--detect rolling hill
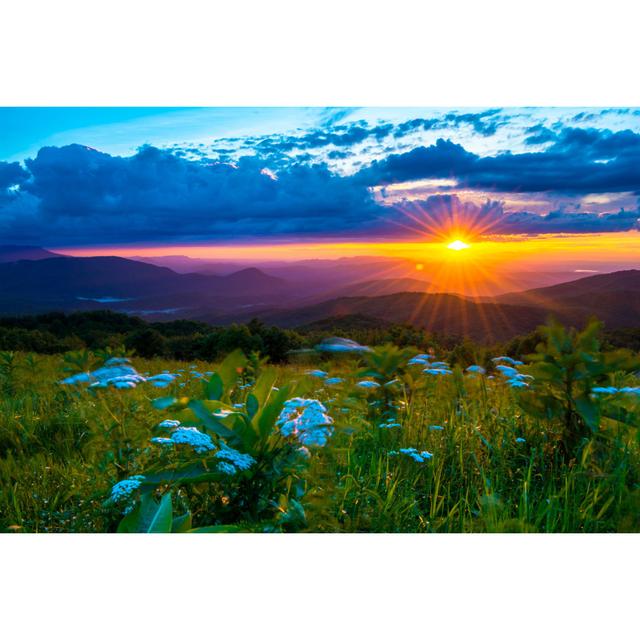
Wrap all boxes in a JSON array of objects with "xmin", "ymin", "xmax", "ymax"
[
  {"xmin": 0, "ymin": 257, "xmax": 289, "ymax": 315},
  {"xmin": 0, "ymin": 245, "xmax": 60, "ymax": 263}
]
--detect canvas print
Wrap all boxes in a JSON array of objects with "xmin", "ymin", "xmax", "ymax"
[{"xmin": 1, "ymin": 106, "xmax": 639, "ymax": 533}]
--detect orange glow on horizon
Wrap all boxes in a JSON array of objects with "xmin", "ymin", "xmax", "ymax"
[
  {"xmin": 54, "ymin": 231, "xmax": 640, "ymax": 267},
  {"xmin": 53, "ymin": 231, "xmax": 640, "ymax": 298}
]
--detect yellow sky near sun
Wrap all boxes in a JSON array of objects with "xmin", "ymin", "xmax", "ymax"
[{"xmin": 58, "ymin": 231, "xmax": 640, "ymax": 268}]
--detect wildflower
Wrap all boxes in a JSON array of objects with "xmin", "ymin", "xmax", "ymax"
[
  {"xmin": 515, "ymin": 437, "xmax": 526, "ymax": 443},
  {"xmin": 233, "ymin": 403, "xmax": 245, "ymax": 409},
  {"xmin": 170, "ymin": 427, "xmax": 215, "ymax": 453},
  {"xmin": 495, "ymin": 365, "xmax": 519, "ymax": 378},
  {"xmin": 592, "ymin": 386, "xmax": 618, "ymax": 394},
  {"xmin": 214, "ymin": 442, "xmax": 255, "ymax": 471},
  {"xmin": 297, "ymin": 446, "xmax": 311, "ymax": 459},
  {"xmin": 217, "ymin": 461, "xmax": 237, "ymax": 475},
  {"xmin": 104, "ymin": 357, "xmax": 131, "ymax": 366},
  {"xmin": 324, "ymin": 377, "xmax": 344, "ymax": 385},
  {"xmin": 423, "ymin": 368, "xmax": 452, "ymax": 376},
  {"xmin": 147, "ymin": 373, "xmax": 178, "ymax": 388},
  {"xmin": 157, "ymin": 419, "xmax": 181, "ymax": 429},
  {"xmin": 277, "ymin": 398, "xmax": 334, "ymax": 447},
  {"xmin": 507, "ymin": 379, "xmax": 529, "ymax": 388},
  {"xmin": 429, "ymin": 425, "xmax": 444, "ymax": 431},
  {"xmin": 466, "ymin": 365, "xmax": 486, "ymax": 374},
  {"xmin": 110, "ymin": 475, "xmax": 144, "ymax": 501},
  {"xmin": 398, "ymin": 448, "xmax": 433, "ymax": 462},
  {"xmin": 111, "ymin": 379, "xmax": 138, "ymax": 389},
  {"xmin": 150, "ymin": 437, "xmax": 174, "ymax": 446},
  {"xmin": 384, "ymin": 378, "xmax": 401, "ymax": 387},
  {"xmin": 315, "ymin": 337, "xmax": 371, "ymax": 353},
  {"xmin": 60, "ymin": 372, "xmax": 93, "ymax": 385},
  {"xmin": 379, "ymin": 420, "xmax": 401, "ymax": 429},
  {"xmin": 306, "ymin": 369, "xmax": 328, "ymax": 378},
  {"xmin": 408, "ymin": 356, "xmax": 430, "ymax": 366},
  {"xmin": 492, "ymin": 356, "xmax": 524, "ymax": 366},
  {"xmin": 431, "ymin": 361, "xmax": 449, "ymax": 368},
  {"xmin": 357, "ymin": 380, "xmax": 381, "ymax": 388}
]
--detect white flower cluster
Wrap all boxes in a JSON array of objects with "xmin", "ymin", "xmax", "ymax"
[
  {"xmin": 110, "ymin": 475, "xmax": 145, "ymax": 501},
  {"xmin": 492, "ymin": 356, "xmax": 524, "ymax": 366},
  {"xmin": 356, "ymin": 380, "xmax": 381, "ymax": 389},
  {"xmin": 592, "ymin": 386, "xmax": 640, "ymax": 396},
  {"xmin": 410, "ymin": 354, "xmax": 453, "ymax": 376},
  {"xmin": 494, "ymin": 361, "xmax": 534, "ymax": 389},
  {"xmin": 277, "ymin": 397, "xmax": 334, "ymax": 447},
  {"xmin": 378, "ymin": 419, "xmax": 401, "ymax": 429},
  {"xmin": 169, "ymin": 427, "xmax": 216, "ymax": 453},
  {"xmin": 214, "ymin": 442, "xmax": 256, "ymax": 473},
  {"xmin": 306, "ymin": 369, "xmax": 328, "ymax": 378},
  {"xmin": 466, "ymin": 365, "xmax": 486, "ymax": 375},
  {"xmin": 60, "ymin": 359, "xmax": 179, "ymax": 390},
  {"xmin": 315, "ymin": 337, "xmax": 371, "ymax": 353},
  {"xmin": 390, "ymin": 448, "xmax": 433, "ymax": 463}
]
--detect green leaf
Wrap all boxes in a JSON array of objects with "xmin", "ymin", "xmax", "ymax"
[
  {"xmin": 188, "ymin": 400, "xmax": 237, "ymax": 441},
  {"xmin": 251, "ymin": 368, "xmax": 278, "ymax": 406},
  {"xmin": 246, "ymin": 393, "xmax": 259, "ymax": 419},
  {"xmin": 217, "ymin": 349, "xmax": 247, "ymax": 393},
  {"xmin": 171, "ymin": 511, "xmax": 192, "ymax": 533},
  {"xmin": 204, "ymin": 373, "xmax": 224, "ymax": 401},
  {"xmin": 575, "ymin": 396, "xmax": 600, "ymax": 431},
  {"xmin": 256, "ymin": 384, "xmax": 290, "ymax": 440},
  {"xmin": 117, "ymin": 492, "xmax": 173, "ymax": 533},
  {"xmin": 147, "ymin": 492, "xmax": 173, "ymax": 532}
]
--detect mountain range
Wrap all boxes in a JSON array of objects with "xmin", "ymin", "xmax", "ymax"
[{"xmin": 0, "ymin": 247, "xmax": 638, "ymax": 341}]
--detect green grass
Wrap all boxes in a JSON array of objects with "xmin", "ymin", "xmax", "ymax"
[{"xmin": 1, "ymin": 351, "xmax": 639, "ymax": 533}]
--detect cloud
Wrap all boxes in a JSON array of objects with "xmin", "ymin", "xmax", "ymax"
[
  {"xmin": 400, "ymin": 194, "xmax": 640, "ymax": 235},
  {"xmin": 3, "ymin": 122, "xmax": 640, "ymax": 246},
  {"xmin": 357, "ymin": 127, "xmax": 640, "ymax": 195},
  {"xmin": 1, "ymin": 144, "xmax": 390, "ymax": 244}
]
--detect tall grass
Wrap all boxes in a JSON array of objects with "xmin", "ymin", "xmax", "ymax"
[{"xmin": 0, "ymin": 350, "xmax": 638, "ymax": 532}]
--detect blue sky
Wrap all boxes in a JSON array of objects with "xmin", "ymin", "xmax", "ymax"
[{"xmin": 1, "ymin": 107, "xmax": 639, "ymax": 247}]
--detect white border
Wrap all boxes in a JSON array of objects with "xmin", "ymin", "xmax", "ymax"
[
  {"xmin": 1, "ymin": 0, "xmax": 639, "ymax": 106},
  {"xmin": 1, "ymin": 1, "xmax": 638, "ymax": 637}
]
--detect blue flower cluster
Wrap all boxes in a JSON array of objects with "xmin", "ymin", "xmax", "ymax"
[
  {"xmin": 390, "ymin": 448, "xmax": 433, "ymax": 463},
  {"xmin": 110, "ymin": 475, "xmax": 145, "ymax": 501},
  {"xmin": 277, "ymin": 397, "xmax": 334, "ymax": 447}
]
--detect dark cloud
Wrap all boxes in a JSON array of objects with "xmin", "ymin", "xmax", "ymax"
[
  {"xmin": 402, "ymin": 194, "xmax": 640, "ymax": 235},
  {"xmin": 0, "ymin": 144, "xmax": 390, "ymax": 244},
  {"xmin": 3, "ymin": 121, "xmax": 640, "ymax": 246},
  {"xmin": 357, "ymin": 128, "xmax": 640, "ymax": 195},
  {"xmin": 0, "ymin": 161, "xmax": 29, "ymax": 189}
]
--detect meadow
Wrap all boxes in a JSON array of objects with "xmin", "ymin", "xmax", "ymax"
[{"xmin": 1, "ymin": 320, "xmax": 639, "ymax": 533}]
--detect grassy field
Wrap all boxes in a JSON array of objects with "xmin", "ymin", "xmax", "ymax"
[{"xmin": 1, "ymin": 322, "xmax": 639, "ymax": 533}]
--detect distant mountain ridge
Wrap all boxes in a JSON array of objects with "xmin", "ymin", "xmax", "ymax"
[
  {"xmin": 0, "ymin": 256, "xmax": 288, "ymax": 315},
  {"xmin": 0, "ymin": 245, "xmax": 60, "ymax": 262},
  {"xmin": 0, "ymin": 251, "xmax": 638, "ymax": 342}
]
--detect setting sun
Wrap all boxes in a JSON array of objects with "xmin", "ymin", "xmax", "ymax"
[{"xmin": 447, "ymin": 239, "xmax": 470, "ymax": 251}]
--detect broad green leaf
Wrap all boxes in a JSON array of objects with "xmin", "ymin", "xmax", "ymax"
[
  {"xmin": 217, "ymin": 349, "xmax": 247, "ymax": 394},
  {"xmin": 188, "ymin": 400, "xmax": 237, "ymax": 441},
  {"xmin": 204, "ymin": 373, "xmax": 223, "ymax": 401},
  {"xmin": 171, "ymin": 511, "xmax": 192, "ymax": 533},
  {"xmin": 117, "ymin": 492, "xmax": 173, "ymax": 533},
  {"xmin": 147, "ymin": 492, "xmax": 173, "ymax": 532},
  {"xmin": 246, "ymin": 393, "xmax": 259, "ymax": 419}
]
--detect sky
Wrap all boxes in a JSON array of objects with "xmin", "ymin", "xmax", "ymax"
[{"xmin": 1, "ymin": 106, "xmax": 639, "ymax": 268}]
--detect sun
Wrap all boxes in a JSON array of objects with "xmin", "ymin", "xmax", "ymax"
[{"xmin": 447, "ymin": 239, "xmax": 470, "ymax": 251}]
